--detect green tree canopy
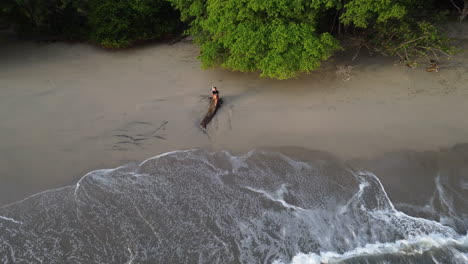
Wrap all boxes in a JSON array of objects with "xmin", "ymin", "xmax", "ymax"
[
  {"xmin": 89, "ymin": 0, "xmax": 182, "ymax": 48},
  {"xmin": 340, "ymin": 0, "xmax": 407, "ymax": 27},
  {"xmin": 169, "ymin": 0, "xmax": 454, "ymax": 79},
  {"xmin": 1, "ymin": 0, "xmax": 183, "ymax": 47},
  {"xmin": 169, "ymin": 0, "xmax": 342, "ymax": 79},
  {"xmin": 1, "ymin": 0, "xmax": 88, "ymax": 39},
  {"xmin": 2, "ymin": 0, "xmax": 455, "ymax": 77}
]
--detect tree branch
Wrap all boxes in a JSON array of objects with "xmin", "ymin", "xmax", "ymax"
[
  {"xmin": 450, "ymin": 0, "xmax": 462, "ymax": 13},
  {"xmin": 352, "ymin": 44, "xmax": 362, "ymax": 61},
  {"xmin": 397, "ymin": 37, "xmax": 424, "ymax": 49}
]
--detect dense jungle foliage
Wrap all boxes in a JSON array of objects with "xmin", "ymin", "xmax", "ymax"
[
  {"xmin": 1, "ymin": 0, "xmax": 464, "ymax": 79},
  {"xmin": 0, "ymin": 0, "xmax": 183, "ymax": 47}
]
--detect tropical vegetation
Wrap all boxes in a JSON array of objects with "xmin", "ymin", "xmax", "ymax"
[{"xmin": 0, "ymin": 0, "xmax": 463, "ymax": 79}]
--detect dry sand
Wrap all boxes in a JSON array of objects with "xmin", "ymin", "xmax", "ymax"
[{"xmin": 1, "ymin": 24, "xmax": 467, "ymax": 205}]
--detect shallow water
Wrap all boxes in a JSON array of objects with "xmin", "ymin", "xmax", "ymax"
[{"xmin": 0, "ymin": 148, "xmax": 467, "ymax": 263}]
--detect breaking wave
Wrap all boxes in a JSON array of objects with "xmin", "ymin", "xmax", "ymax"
[{"xmin": 0, "ymin": 149, "xmax": 467, "ymax": 263}]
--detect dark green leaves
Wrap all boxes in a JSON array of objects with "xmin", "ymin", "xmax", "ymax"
[
  {"xmin": 341, "ymin": 0, "xmax": 407, "ymax": 28},
  {"xmin": 169, "ymin": 0, "xmax": 340, "ymax": 79},
  {"xmin": 3, "ymin": 0, "xmax": 455, "ymax": 76},
  {"xmin": 168, "ymin": 0, "xmax": 456, "ymax": 79},
  {"xmin": 89, "ymin": 0, "xmax": 182, "ymax": 48},
  {"xmin": 3, "ymin": 0, "xmax": 183, "ymax": 47}
]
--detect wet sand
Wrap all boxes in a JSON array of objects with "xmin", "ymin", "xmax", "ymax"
[{"xmin": 1, "ymin": 23, "xmax": 467, "ymax": 205}]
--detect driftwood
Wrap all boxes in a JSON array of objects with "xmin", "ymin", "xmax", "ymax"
[{"xmin": 200, "ymin": 98, "xmax": 223, "ymax": 129}]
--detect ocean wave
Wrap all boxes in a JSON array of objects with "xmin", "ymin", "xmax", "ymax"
[
  {"xmin": 278, "ymin": 234, "xmax": 468, "ymax": 264},
  {"xmin": 1, "ymin": 149, "xmax": 466, "ymax": 263}
]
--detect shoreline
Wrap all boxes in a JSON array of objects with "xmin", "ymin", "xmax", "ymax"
[
  {"xmin": 2, "ymin": 144, "xmax": 467, "ymax": 226},
  {"xmin": 1, "ymin": 23, "xmax": 467, "ymax": 205}
]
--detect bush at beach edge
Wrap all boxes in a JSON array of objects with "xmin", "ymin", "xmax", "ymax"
[{"xmin": 1, "ymin": 0, "xmax": 460, "ymax": 79}]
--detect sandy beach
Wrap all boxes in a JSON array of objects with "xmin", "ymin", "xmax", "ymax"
[{"xmin": 0, "ymin": 23, "xmax": 467, "ymax": 206}]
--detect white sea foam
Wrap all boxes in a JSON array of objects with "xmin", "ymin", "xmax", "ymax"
[
  {"xmin": 127, "ymin": 247, "xmax": 136, "ymax": 264},
  {"xmin": 225, "ymin": 149, "xmax": 255, "ymax": 173},
  {"xmin": 358, "ymin": 170, "xmax": 396, "ymax": 211},
  {"xmin": 278, "ymin": 153, "xmax": 312, "ymax": 170},
  {"xmin": 1, "ymin": 149, "xmax": 466, "ymax": 263},
  {"xmin": 272, "ymin": 170, "xmax": 466, "ymax": 264},
  {"xmin": 0, "ymin": 215, "xmax": 23, "ymax": 225},
  {"xmin": 0, "ymin": 185, "xmax": 71, "ymax": 210},
  {"xmin": 139, "ymin": 149, "xmax": 195, "ymax": 167},
  {"xmin": 274, "ymin": 234, "xmax": 468, "ymax": 264},
  {"xmin": 74, "ymin": 168, "xmax": 115, "ymax": 198},
  {"xmin": 244, "ymin": 184, "xmax": 304, "ymax": 211},
  {"xmin": 339, "ymin": 180, "xmax": 369, "ymax": 214}
]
